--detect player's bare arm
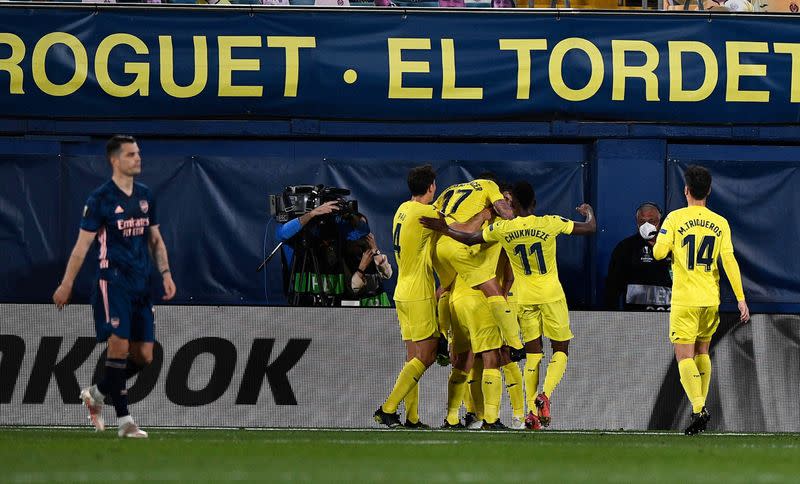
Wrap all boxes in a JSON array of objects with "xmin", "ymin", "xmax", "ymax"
[
  {"xmin": 52, "ymin": 229, "xmax": 96, "ymax": 309},
  {"xmin": 420, "ymin": 213, "xmax": 486, "ymax": 246},
  {"xmin": 570, "ymin": 203, "xmax": 597, "ymax": 236},
  {"xmin": 737, "ymin": 300, "xmax": 750, "ymax": 323},
  {"xmin": 449, "ymin": 207, "xmax": 493, "ymax": 232},
  {"xmin": 148, "ymin": 225, "xmax": 176, "ymax": 301},
  {"xmin": 492, "ymin": 199, "xmax": 515, "ymax": 220}
]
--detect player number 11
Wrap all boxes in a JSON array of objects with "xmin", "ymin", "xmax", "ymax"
[{"xmin": 514, "ymin": 242, "xmax": 547, "ymax": 275}]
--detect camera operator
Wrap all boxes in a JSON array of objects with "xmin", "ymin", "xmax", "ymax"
[
  {"xmin": 345, "ymin": 229, "xmax": 393, "ymax": 307},
  {"xmin": 275, "ymin": 200, "xmax": 344, "ymax": 306}
]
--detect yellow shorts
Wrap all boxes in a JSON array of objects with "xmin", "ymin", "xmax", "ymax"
[
  {"xmin": 451, "ymin": 294, "xmax": 503, "ymax": 354},
  {"xmin": 670, "ymin": 305, "xmax": 719, "ymax": 344},
  {"xmin": 434, "ymin": 237, "xmax": 500, "ymax": 290},
  {"xmin": 395, "ymin": 299, "xmax": 439, "ymax": 342},
  {"xmin": 517, "ymin": 298, "xmax": 573, "ymax": 342},
  {"xmin": 449, "ymin": 299, "xmax": 470, "ymax": 355}
]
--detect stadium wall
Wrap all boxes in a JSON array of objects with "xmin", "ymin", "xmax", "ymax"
[
  {"xmin": 2, "ymin": 5, "xmax": 800, "ymax": 311},
  {"xmin": 1, "ymin": 305, "xmax": 798, "ymax": 432},
  {"xmin": 1, "ymin": 134, "xmax": 799, "ymax": 311}
]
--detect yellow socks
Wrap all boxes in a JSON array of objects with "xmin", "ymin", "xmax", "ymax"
[
  {"xmin": 437, "ymin": 292, "xmax": 452, "ymax": 336},
  {"xmin": 678, "ymin": 358, "xmax": 705, "ymax": 413},
  {"xmin": 482, "ymin": 368, "xmax": 503, "ymax": 424},
  {"xmin": 468, "ymin": 359, "xmax": 484, "ymax": 420},
  {"xmin": 463, "ymin": 379, "xmax": 475, "ymax": 414},
  {"xmin": 404, "ymin": 381, "xmax": 419, "ymax": 424},
  {"xmin": 694, "ymin": 354, "xmax": 712, "ymax": 401},
  {"xmin": 501, "ymin": 362, "xmax": 524, "ymax": 418},
  {"xmin": 382, "ymin": 358, "xmax": 426, "ymax": 414},
  {"xmin": 524, "ymin": 353, "xmax": 543, "ymax": 413},
  {"xmin": 542, "ymin": 351, "xmax": 568, "ymax": 399},
  {"xmin": 446, "ymin": 368, "xmax": 469, "ymax": 425}
]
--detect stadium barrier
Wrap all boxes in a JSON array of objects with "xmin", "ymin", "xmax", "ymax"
[{"xmin": 2, "ymin": 304, "xmax": 797, "ymax": 432}]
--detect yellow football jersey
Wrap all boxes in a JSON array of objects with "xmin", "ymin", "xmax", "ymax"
[
  {"xmin": 450, "ymin": 273, "xmax": 482, "ymax": 302},
  {"xmin": 433, "ymin": 179, "xmax": 504, "ymax": 224},
  {"xmin": 482, "ymin": 215, "xmax": 574, "ymax": 304},
  {"xmin": 653, "ymin": 206, "xmax": 735, "ymax": 307},
  {"xmin": 392, "ymin": 200, "xmax": 440, "ymax": 301}
]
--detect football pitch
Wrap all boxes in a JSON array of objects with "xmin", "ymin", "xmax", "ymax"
[{"xmin": 2, "ymin": 428, "xmax": 798, "ymax": 482}]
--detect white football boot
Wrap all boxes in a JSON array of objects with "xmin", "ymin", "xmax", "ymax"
[
  {"xmin": 510, "ymin": 416, "xmax": 526, "ymax": 430},
  {"xmin": 79, "ymin": 385, "xmax": 105, "ymax": 432},
  {"xmin": 117, "ymin": 416, "xmax": 148, "ymax": 438}
]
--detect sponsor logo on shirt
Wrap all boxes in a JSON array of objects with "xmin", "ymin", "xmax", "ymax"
[{"xmin": 117, "ymin": 217, "xmax": 150, "ymax": 237}]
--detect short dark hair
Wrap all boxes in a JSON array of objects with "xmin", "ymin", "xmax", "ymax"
[
  {"xmin": 407, "ymin": 164, "xmax": 436, "ymax": 196},
  {"xmin": 512, "ymin": 181, "xmax": 536, "ymax": 211},
  {"xmin": 477, "ymin": 171, "xmax": 498, "ymax": 183},
  {"xmin": 499, "ymin": 182, "xmax": 512, "ymax": 193},
  {"xmin": 106, "ymin": 135, "xmax": 137, "ymax": 161},
  {"xmin": 685, "ymin": 165, "xmax": 712, "ymax": 200}
]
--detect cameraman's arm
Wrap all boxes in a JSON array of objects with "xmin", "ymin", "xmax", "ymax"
[
  {"xmin": 375, "ymin": 255, "xmax": 392, "ymax": 279},
  {"xmin": 351, "ymin": 248, "xmax": 375, "ymax": 293},
  {"xmin": 299, "ymin": 200, "xmax": 339, "ymax": 226},
  {"xmin": 277, "ymin": 201, "xmax": 340, "ymax": 242},
  {"xmin": 365, "ymin": 233, "xmax": 393, "ymax": 279}
]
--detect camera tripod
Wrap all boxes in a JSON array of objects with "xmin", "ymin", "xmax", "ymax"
[
  {"xmin": 287, "ymin": 232, "xmax": 340, "ymax": 307},
  {"xmin": 258, "ymin": 215, "xmax": 345, "ymax": 307}
]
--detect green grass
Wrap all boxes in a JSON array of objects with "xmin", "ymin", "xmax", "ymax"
[{"xmin": 2, "ymin": 428, "xmax": 799, "ymax": 482}]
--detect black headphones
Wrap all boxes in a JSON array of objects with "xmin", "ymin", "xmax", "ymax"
[{"xmin": 636, "ymin": 201, "xmax": 663, "ymax": 218}]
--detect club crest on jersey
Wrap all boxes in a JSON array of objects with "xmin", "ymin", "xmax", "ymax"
[
  {"xmin": 139, "ymin": 200, "xmax": 149, "ymax": 214},
  {"xmin": 110, "ymin": 317, "xmax": 120, "ymax": 328}
]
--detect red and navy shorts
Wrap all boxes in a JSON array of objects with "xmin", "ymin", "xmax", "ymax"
[{"xmin": 91, "ymin": 278, "xmax": 155, "ymax": 343}]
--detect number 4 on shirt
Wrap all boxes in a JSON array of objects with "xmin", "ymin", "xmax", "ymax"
[{"xmin": 393, "ymin": 223, "xmax": 402, "ymax": 255}]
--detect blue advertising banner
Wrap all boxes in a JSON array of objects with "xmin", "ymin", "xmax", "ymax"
[
  {"xmin": 0, "ymin": 137, "xmax": 589, "ymax": 306},
  {"xmin": 1, "ymin": 5, "xmax": 800, "ymax": 124}
]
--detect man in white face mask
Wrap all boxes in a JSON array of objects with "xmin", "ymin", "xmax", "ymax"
[{"xmin": 605, "ymin": 202, "xmax": 673, "ymax": 310}]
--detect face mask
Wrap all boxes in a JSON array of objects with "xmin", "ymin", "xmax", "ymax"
[{"xmin": 639, "ymin": 222, "xmax": 658, "ymax": 240}]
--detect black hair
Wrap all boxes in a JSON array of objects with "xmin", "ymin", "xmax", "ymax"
[
  {"xmin": 636, "ymin": 202, "xmax": 663, "ymax": 218},
  {"xmin": 512, "ymin": 181, "xmax": 536, "ymax": 211},
  {"xmin": 407, "ymin": 164, "xmax": 436, "ymax": 196},
  {"xmin": 476, "ymin": 171, "xmax": 498, "ymax": 183},
  {"xmin": 499, "ymin": 182, "xmax": 513, "ymax": 193},
  {"xmin": 106, "ymin": 135, "xmax": 137, "ymax": 161},
  {"xmin": 685, "ymin": 165, "xmax": 712, "ymax": 200}
]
